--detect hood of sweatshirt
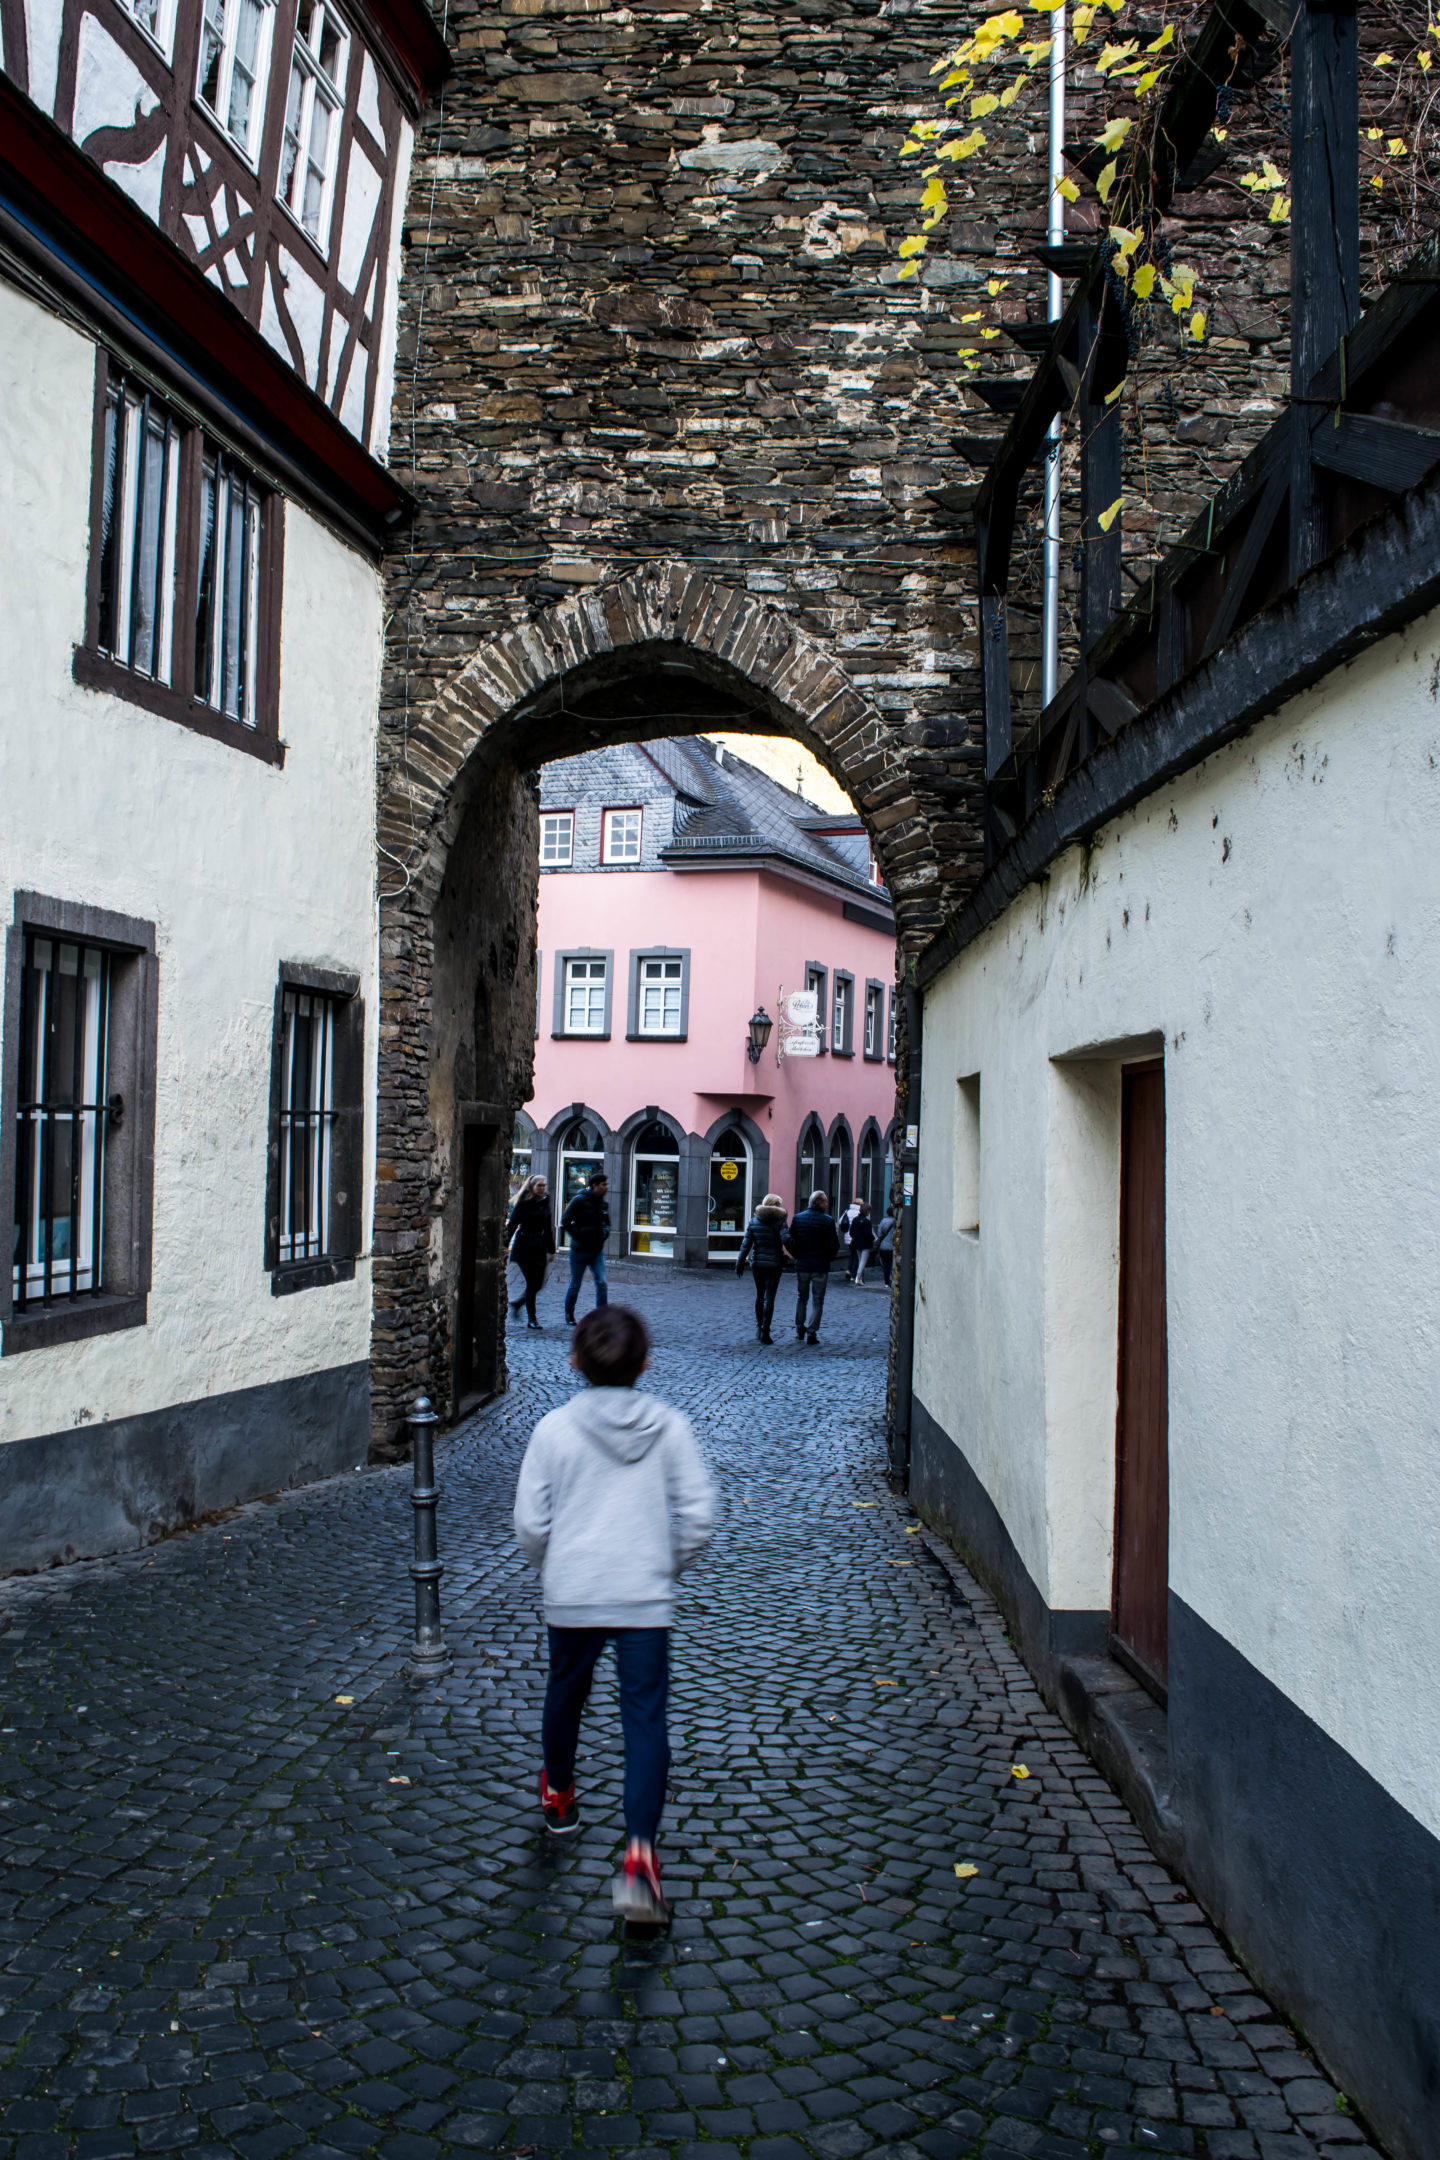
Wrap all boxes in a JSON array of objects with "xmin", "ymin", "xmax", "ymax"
[{"xmin": 579, "ymin": 1388, "xmax": 671, "ymax": 1463}]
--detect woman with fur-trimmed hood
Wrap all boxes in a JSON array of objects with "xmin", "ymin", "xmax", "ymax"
[{"xmin": 736, "ymin": 1192, "xmax": 789, "ymax": 1344}]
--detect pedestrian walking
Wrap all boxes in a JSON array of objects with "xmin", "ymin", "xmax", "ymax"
[
  {"xmin": 513, "ymin": 1304, "xmax": 716, "ymax": 1923},
  {"xmin": 735, "ymin": 1192, "xmax": 789, "ymax": 1342},
  {"xmin": 872, "ymin": 1208, "xmax": 896, "ymax": 1288},
  {"xmin": 785, "ymin": 1189, "xmax": 840, "ymax": 1343},
  {"xmin": 561, "ymin": 1170, "xmax": 611, "ymax": 1324},
  {"xmin": 506, "ymin": 1175, "xmax": 556, "ymax": 1328},
  {"xmin": 846, "ymin": 1199, "xmax": 875, "ymax": 1284},
  {"xmin": 839, "ymin": 1197, "xmax": 864, "ymax": 1279}
]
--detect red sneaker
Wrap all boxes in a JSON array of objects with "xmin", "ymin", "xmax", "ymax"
[
  {"xmin": 612, "ymin": 1844, "xmax": 669, "ymax": 1922},
  {"xmin": 539, "ymin": 1771, "xmax": 580, "ymax": 1835}
]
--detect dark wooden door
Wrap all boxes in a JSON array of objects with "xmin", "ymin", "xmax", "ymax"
[
  {"xmin": 454, "ymin": 1122, "xmax": 503, "ymax": 1413},
  {"xmin": 1112, "ymin": 1062, "xmax": 1170, "ymax": 1700}
]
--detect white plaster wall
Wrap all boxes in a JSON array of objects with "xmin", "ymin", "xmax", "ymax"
[
  {"xmin": 915, "ymin": 604, "xmax": 1440, "ymax": 1840},
  {"xmin": 0, "ymin": 281, "xmax": 381, "ymax": 1444}
]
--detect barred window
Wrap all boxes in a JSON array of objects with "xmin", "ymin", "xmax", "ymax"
[
  {"xmin": 12, "ymin": 938, "xmax": 111, "ymax": 1310},
  {"xmin": 277, "ymin": 989, "xmax": 335, "ymax": 1265},
  {"xmin": 195, "ymin": 447, "xmax": 262, "ymax": 726},
  {"xmin": 96, "ymin": 370, "xmax": 182, "ymax": 686}
]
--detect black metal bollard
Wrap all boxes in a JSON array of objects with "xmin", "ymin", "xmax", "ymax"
[{"xmin": 406, "ymin": 1394, "xmax": 447, "ymax": 1676}]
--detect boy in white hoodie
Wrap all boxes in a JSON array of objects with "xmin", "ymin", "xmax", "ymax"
[{"xmin": 513, "ymin": 1303, "xmax": 716, "ymax": 1921}]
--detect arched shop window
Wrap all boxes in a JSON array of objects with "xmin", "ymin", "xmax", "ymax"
[
  {"xmin": 510, "ymin": 1116, "xmax": 533, "ymax": 1204},
  {"xmin": 798, "ymin": 1118, "xmax": 824, "ymax": 1207},
  {"xmin": 630, "ymin": 1121, "xmax": 680, "ymax": 1258},
  {"xmin": 859, "ymin": 1127, "xmax": 882, "ymax": 1210},
  {"xmin": 828, "ymin": 1126, "xmax": 852, "ymax": 1217},
  {"xmin": 557, "ymin": 1117, "xmax": 605, "ymax": 1236},
  {"xmin": 708, "ymin": 1128, "xmax": 751, "ymax": 1260}
]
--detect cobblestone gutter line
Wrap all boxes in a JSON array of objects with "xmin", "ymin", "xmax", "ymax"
[{"xmin": 0, "ymin": 1279, "xmax": 1378, "ymax": 2160}]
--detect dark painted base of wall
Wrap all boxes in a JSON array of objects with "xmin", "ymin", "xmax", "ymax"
[
  {"xmin": 0, "ymin": 1361, "xmax": 369, "ymax": 1576},
  {"xmin": 911, "ymin": 1392, "xmax": 1440, "ymax": 2160},
  {"xmin": 909, "ymin": 1395, "xmax": 1109, "ymax": 1694}
]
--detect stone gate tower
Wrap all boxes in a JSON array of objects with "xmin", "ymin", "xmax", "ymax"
[{"xmin": 372, "ymin": 0, "xmax": 986, "ymax": 1447}]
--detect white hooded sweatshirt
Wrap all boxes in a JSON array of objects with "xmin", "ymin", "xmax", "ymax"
[{"xmin": 513, "ymin": 1387, "xmax": 716, "ymax": 1628}]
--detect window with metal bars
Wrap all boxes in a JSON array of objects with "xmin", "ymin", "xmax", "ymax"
[
  {"xmin": 265, "ymin": 964, "xmax": 363, "ymax": 1292},
  {"xmin": 195, "ymin": 447, "xmax": 263, "ymax": 726},
  {"xmin": 276, "ymin": 988, "xmax": 335, "ymax": 1265},
  {"xmin": 96, "ymin": 370, "xmax": 182, "ymax": 686},
  {"xmin": 11, "ymin": 937, "xmax": 111, "ymax": 1312}
]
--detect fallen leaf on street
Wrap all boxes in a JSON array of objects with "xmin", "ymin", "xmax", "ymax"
[
  {"xmin": 876, "ymin": 1679, "xmax": 898, "ymax": 1686},
  {"xmin": 955, "ymin": 1863, "xmax": 979, "ymax": 1878},
  {"xmin": 905, "ymin": 1525, "xmax": 922, "ymax": 1535},
  {"xmin": 852, "ymin": 1501, "xmax": 877, "ymax": 1508},
  {"xmin": 334, "ymin": 1695, "xmax": 354, "ymax": 1705},
  {"xmin": 388, "ymin": 1775, "xmax": 411, "ymax": 1785},
  {"xmin": 886, "ymin": 1559, "xmax": 916, "ymax": 1567},
  {"xmin": 1011, "ymin": 1764, "xmax": 1030, "ymax": 1779}
]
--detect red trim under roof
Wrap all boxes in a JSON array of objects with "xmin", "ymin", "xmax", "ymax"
[{"xmin": 0, "ymin": 77, "xmax": 410, "ymax": 543}]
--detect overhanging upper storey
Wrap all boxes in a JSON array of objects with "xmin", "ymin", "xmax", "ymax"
[{"xmin": 0, "ymin": 0, "xmax": 447, "ymax": 470}]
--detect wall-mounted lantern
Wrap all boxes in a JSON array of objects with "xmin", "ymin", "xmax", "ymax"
[{"xmin": 747, "ymin": 1007, "xmax": 774, "ymax": 1065}]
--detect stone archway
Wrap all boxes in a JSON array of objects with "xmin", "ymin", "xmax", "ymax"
[{"xmin": 371, "ymin": 561, "xmax": 915, "ymax": 1453}]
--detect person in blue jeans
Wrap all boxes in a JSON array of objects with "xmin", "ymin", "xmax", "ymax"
[
  {"xmin": 513, "ymin": 1305, "xmax": 716, "ymax": 1921},
  {"xmin": 560, "ymin": 1171, "xmax": 611, "ymax": 1323}
]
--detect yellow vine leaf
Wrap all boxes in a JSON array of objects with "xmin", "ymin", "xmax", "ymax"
[
  {"xmin": 920, "ymin": 174, "xmax": 947, "ymax": 209},
  {"xmin": 897, "ymin": 262, "xmax": 922, "ymax": 278},
  {"xmin": 1072, "ymin": 4, "xmax": 1096, "ymax": 42},
  {"xmin": 987, "ymin": 277, "xmax": 1003, "ymax": 293},
  {"xmin": 1374, "ymin": 50, "xmax": 1394, "ymax": 64},
  {"xmin": 1097, "ymin": 116, "xmax": 1132, "ymax": 151},
  {"xmin": 1268, "ymin": 192, "xmax": 1290, "ymax": 221},
  {"xmin": 981, "ymin": 326, "xmax": 1001, "ymax": 338},
  {"xmin": 1097, "ymin": 498, "xmax": 1123, "ymax": 532},
  {"xmin": 953, "ymin": 127, "xmax": 988, "ymax": 158},
  {"xmin": 1147, "ymin": 22, "xmax": 1175, "ymax": 48},
  {"xmin": 1261, "ymin": 157, "xmax": 1284, "ymax": 186},
  {"xmin": 958, "ymin": 346, "xmax": 979, "ymax": 356},
  {"xmin": 899, "ymin": 236, "xmax": 928, "ymax": 257},
  {"xmin": 1366, "ymin": 125, "xmax": 1382, "ymax": 139},
  {"xmin": 1419, "ymin": 48, "xmax": 1432, "ymax": 69},
  {"xmin": 1388, "ymin": 137, "xmax": 1409, "ymax": 155},
  {"xmin": 1096, "ymin": 158, "xmax": 1119, "ymax": 203},
  {"xmin": 1057, "ymin": 175, "xmax": 1080, "ymax": 202},
  {"xmin": 1190, "ymin": 309, "xmax": 1207, "ymax": 340},
  {"xmin": 1135, "ymin": 67, "xmax": 1164, "ymax": 91},
  {"xmin": 1104, "ymin": 380, "xmax": 1125, "ymax": 404},
  {"xmin": 996, "ymin": 7, "xmax": 1025, "ymax": 30},
  {"xmin": 1213, "ymin": 124, "xmax": 1228, "ymax": 140},
  {"xmin": 1031, "ymin": 0, "xmax": 1065, "ymax": 11},
  {"xmin": 1096, "ymin": 39, "xmax": 1140, "ymax": 73},
  {"xmin": 1371, "ymin": 172, "xmax": 1385, "ymax": 188},
  {"xmin": 961, "ymin": 309, "xmax": 983, "ymax": 322},
  {"xmin": 1132, "ymin": 262, "xmax": 1156, "ymax": 299},
  {"xmin": 972, "ymin": 92, "xmax": 1000, "ymax": 116},
  {"xmin": 1021, "ymin": 36, "xmax": 1053, "ymax": 61},
  {"xmin": 1000, "ymin": 80, "xmax": 1023, "ymax": 105},
  {"xmin": 1167, "ymin": 266, "xmax": 1196, "ymax": 312}
]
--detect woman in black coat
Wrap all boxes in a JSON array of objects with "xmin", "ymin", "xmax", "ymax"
[
  {"xmin": 736, "ymin": 1193, "xmax": 789, "ymax": 1344},
  {"xmin": 506, "ymin": 1175, "xmax": 556, "ymax": 1328}
]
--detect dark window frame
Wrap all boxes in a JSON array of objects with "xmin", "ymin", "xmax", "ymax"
[
  {"xmin": 74, "ymin": 351, "xmax": 285, "ymax": 768},
  {"xmin": 626, "ymin": 947, "xmax": 690, "ymax": 1042},
  {"xmin": 887, "ymin": 986, "xmax": 897, "ymax": 1065},
  {"xmin": 833, "ymin": 969, "xmax": 856, "ymax": 1058},
  {"xmin": 552, "ymin": 949, "xmax": 614, "ymax": 1040},
  {"xmin": 863, "ymin": 978, "xmax": 885, "ymax": 1061},
  {"xmin": 1, "ymin": 891, "xmax": 158, "ymax": 1356},
  {"xmin": 804, "ymin": 961, "xmax": 829, "ymax": 1056},
  {"xmin": 264, "ymin": 961, "xmax": 364, "ymax": 1296}
]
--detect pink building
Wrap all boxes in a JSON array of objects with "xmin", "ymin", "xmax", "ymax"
[{"xmin": 516, "ymin": 737, "xmax": 898, "ymax": 1266}]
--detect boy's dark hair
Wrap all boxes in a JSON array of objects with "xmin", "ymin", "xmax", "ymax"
[{"xmin": 573, "ymin": 1304, "xmax": 651, "ymax": 1388}]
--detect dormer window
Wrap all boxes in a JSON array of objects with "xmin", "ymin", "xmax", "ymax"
[
  {"xmin": 197, "ymin": 0, "xmax": 277, "ymax": 165},
  {"xmin": 601, "ymin": 808, "xmax": 643, "ymax": 865},
  {"xmin": 279, "ymin": 0, "xmax": 350, "ymax": 248}
]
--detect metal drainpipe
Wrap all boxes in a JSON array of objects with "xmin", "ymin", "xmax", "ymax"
[
  {"xmin": 1041, "ymin": 0, "xmax": 1067, "ymax": 710},
  {"xmin": 889, "ymin": 979, "xmax": 924, "ymax": 1489}
]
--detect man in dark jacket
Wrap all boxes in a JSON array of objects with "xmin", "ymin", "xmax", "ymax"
[
  {"xmin": 561, "ymin": 1173, "xmax": 611, "ymax": 1324},
  {"xmin": 784, "ymin": 1191, "xmax": 840, "ymax": 1344}
]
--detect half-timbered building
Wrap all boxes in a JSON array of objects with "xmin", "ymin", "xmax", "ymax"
[{"xmin": 0, "ymin": 0, "xmax": 445, "ymax": 1568}]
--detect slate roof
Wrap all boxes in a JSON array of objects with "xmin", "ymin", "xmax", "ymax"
[{"xmin": 642, "ymin": 737, "xmax": 890, "ymax": 906}]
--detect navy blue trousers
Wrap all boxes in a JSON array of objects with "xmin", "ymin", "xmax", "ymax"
[{"xmin": 542, "ymin": 1625, "xmax": 670, "ymax": 1845}]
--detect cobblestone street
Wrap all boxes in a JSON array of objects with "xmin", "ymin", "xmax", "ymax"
[{"xmin": 0, "ymin": 1275, "xmax": 1373, "ymax": 2160}]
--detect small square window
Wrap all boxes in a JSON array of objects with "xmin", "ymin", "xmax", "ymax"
[
  {"xmin": 601, "ymin": 808, "xmax": 643, "ymax": 864},
  {"xmin": 565, "ymin": 957, "xmax": 609, "ymax": 1034},
  {"xmin": 278, "ymin": 0, "xmax": 349, "ymax": 248},
  {"xmin": 639, "ymin": 957, "xmax": 683, "ymax": 1036},
  {"xmin": 197, "ymin": 0, "xmax": 278, "ymax": 163},
  {"xmin": 540, "ymin": 812, "xmax": 574, "ymax": 868}
]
